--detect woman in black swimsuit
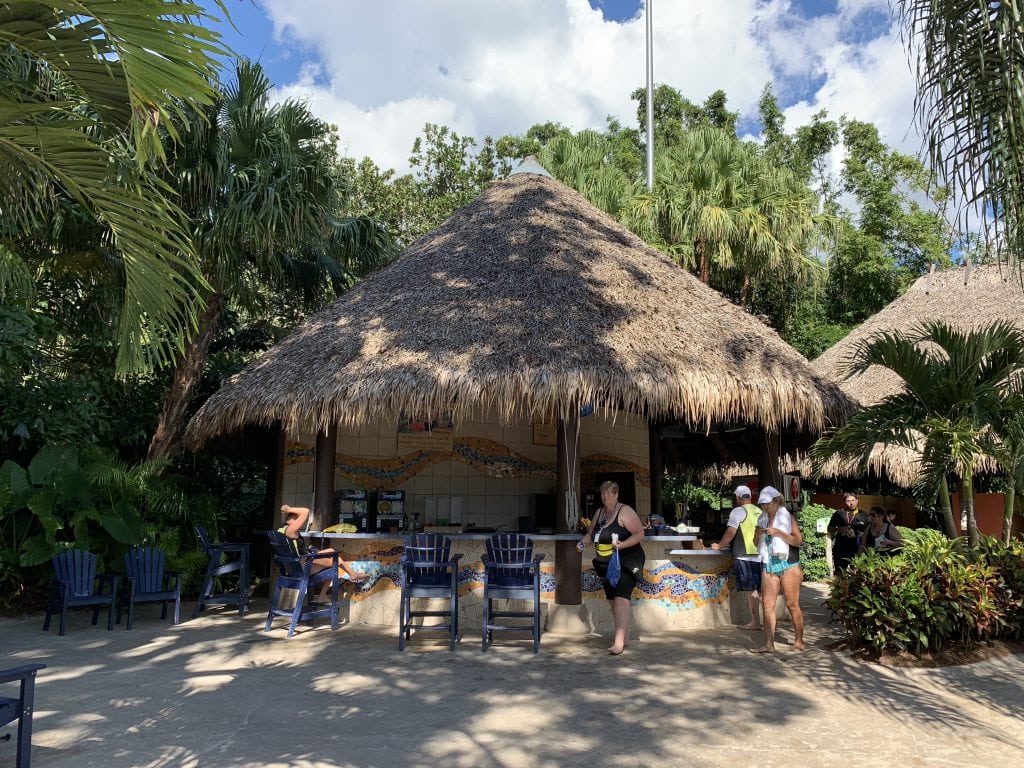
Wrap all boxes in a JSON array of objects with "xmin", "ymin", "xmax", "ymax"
[{"xmin": 578, "ymin": 481, "xmax": 645, "ymax": 654}]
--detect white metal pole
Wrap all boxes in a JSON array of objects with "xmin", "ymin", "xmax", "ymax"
[{"xmin": 645, "ymin": 0, "xmax": 655, "ymax": 191}]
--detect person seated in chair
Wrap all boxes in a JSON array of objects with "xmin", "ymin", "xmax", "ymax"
[{"xmin": 279, "ymin": 505, "xmax": 369, "ymax": 596}]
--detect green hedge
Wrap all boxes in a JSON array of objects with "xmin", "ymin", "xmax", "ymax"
[
  {"xmin": 797, "ymin": 502, "xmax": 832, "ymax": 582},
  {"xmin": 827, "ymin": 530, "xmax": 1024, "ymax": 655}
]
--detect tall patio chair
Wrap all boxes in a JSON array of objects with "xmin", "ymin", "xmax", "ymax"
[
  {"xmin": 42, "ymin": 550, "xmax": 119, "ymax": 636},
  {"xmin": 193, "ymin": 525, "xmax": 251, "ymax": 618},
  {"xmin": 0, "ymin": 663, "xmax": 46, "ymax": 768},
  {"xmin": 482, "ymin": 533, "xmax": 545, "ymax": 653},
  {"xmin": 117, "ymin": 547, "xmax": 183, "ymax": 630},
  {"xmin": 399, "ymin": 533, "xmax": 462, "ymax": 651},
  {"xmin": 264, "ymin": 530, "xmax": 341, "ymax": 638}
]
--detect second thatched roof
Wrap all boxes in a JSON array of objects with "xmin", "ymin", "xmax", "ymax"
[
  {"xmin": 187, "ymin": 170, "xmax": 852, "ymax": 448},
  {"xmin": 811, "ymin": 264, "xmax": 1024, "ymax": 486}
]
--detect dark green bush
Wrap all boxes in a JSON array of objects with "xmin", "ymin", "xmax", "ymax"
[
  {"xmin": 797, "ymin": 502, "xmax": 832, "ymax": 582},
  {"xmin": 827, "ymin": 530, "xmax": 1024, "ymax": 655}
]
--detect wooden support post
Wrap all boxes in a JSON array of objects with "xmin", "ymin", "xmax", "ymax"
[
  {"xmin": 756, "ymin": 428, "xmax": 781, "ymax": 491},
  {"xmin": 555, "ymin": 409, "xmax": 582, "ymax": 606},
  {"xmin": 649, "ymin": 421, "xmax": 662, "ymax": 520},
  {"xmin": 313, "ymin": 425, "xmax": 337, "ymax": 531}
]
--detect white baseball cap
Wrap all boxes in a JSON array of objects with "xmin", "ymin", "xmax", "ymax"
[
  {"xmin": 733, "ymin": 485, "xmax": 752, "ymax": 499},
  {"xmin": 757, "ymin": 486, "xmax": 782, "ymax": 504}
]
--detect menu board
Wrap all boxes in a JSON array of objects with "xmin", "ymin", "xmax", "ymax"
[{"xmin": 397, "ymin": 412, "xmax": 454, "ymax": 452}]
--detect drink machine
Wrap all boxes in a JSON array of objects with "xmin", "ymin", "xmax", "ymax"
[
  {"xmin": 336, "ymin": 489, "xmax": 374, "ymax": 532},
  {"xmin": 375, "ymin": 490, "xmax": 405, "ymax": 532}
]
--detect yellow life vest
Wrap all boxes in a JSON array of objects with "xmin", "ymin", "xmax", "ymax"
[{"xmin": 737, "ymin": 504, "xmax": 761, "ymax": 556}]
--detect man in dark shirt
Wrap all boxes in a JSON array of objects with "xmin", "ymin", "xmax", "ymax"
[{"xmin": 827, "ymin": 492, "xmax": 869, "ymax": 574}]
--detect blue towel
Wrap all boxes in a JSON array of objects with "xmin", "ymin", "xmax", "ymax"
[{"xmin": 606, "ymin": 549, "xmax": 621, "ymax": 587}]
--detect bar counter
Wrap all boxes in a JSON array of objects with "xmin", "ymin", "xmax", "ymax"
[{"xmin": 301, "ymin": 531, "xmax": 738, "ymax": 633}]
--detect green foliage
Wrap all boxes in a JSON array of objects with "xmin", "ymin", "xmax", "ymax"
[
  {"xmin": 827, "ymin": 531, "xmax": 1023, "ymax": 655},
  {"xmin": 895, "ymin": 0, "xmax": 1024, "ymax": 271},
  {"xmin": 0, "ymin": 445, "xmax": 195, "ymax": 612},
  {"xmin": 660, "ymin": 476, "xmax": 720, "ymax": 508},
  {"xmin": 0, "ymin": 0, "xmax": 234, "ymax": 375},
  {"xmin": 797, "ymin": 503, "xmax": 832, "ymax": 582},
  {"xmin": 347, "ymin": 122, "xmax": 504, "ymax": 247}
]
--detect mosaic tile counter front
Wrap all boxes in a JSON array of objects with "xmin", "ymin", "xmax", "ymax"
[{"xmin": 317, "ymin": 535, "xmax": 737, "ymax": 632}]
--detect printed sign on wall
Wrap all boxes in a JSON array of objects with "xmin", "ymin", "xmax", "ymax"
[{"xmin": 397, "ymin": 413, "xmax": 455, "ymax": 452}]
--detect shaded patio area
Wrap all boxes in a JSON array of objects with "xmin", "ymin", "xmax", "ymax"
[{"xmin": 4, "ymin": 585, "xmax": 1023, "ymax": 767}]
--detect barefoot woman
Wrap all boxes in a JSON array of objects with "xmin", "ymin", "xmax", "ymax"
[
  {"xmin": 578, "ymin": 481, "xmax": 645, "ymax": 654},
  {"xmin": 750, "ymin": 486, "xmax": 804, "ymax": 653}
]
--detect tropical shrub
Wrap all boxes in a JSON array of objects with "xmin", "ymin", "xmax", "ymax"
[
  {"xmin": 0, "ymin": 444, "xmax": 204, "ymax": 612},
  {"xmin": 827, "ymin": 530, "xmax": 1024, "ymax": 655},
  {"xmin": 797, "ymin": 502, "xmax": 831, "ymax": 582}
]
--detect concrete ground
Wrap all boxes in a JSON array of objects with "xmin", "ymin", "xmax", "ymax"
[{"xmin": 3, "ymin": 584, "xmax": 1023, "ymax": 768}]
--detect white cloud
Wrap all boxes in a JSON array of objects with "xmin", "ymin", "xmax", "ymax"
[{"xmin": 262, "ymin": 0, "xmax": 922, "ymax": 175}]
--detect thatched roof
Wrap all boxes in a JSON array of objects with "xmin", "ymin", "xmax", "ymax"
[
  {"xmin": 811, "ymin": 264, "xmax": 1024, "ymax": 486},
  {"xmin": 187, "ymin": 171, "xmax": 853, "ymax": 448}
]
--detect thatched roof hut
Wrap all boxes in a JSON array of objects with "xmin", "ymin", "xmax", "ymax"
[
  {"xmin": 811, "ymin": 264, "xmax": 1024, "ymax": 486},
  {"xmin": 187, "ymin": 170, "xmax": 851, "ymax": 448}
]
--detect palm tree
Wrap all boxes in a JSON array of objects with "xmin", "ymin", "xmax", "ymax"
[
  {"xmin": 812, "ymin": 320, "xmax": 1024, "ymax": 543},
  {"xmin": 539, "ymin": 130, "xmax": 639, "ymax": 219},
  {"xmin": 146, "ymin": 61, "xmax": 393, "ymax": 460},
  {"xmin": 895, "ymin": 1, "xmax": 1024, "ymax": 271},
  {"xmin": 625, "ymin": 127, "xmax": 822, "ymax": 299},
  {"xmin": 0, "ymin": 1, "xmax": 230, "ymax": 373}
]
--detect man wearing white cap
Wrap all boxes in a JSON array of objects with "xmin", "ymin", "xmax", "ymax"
[{"xmin": 711, "ymin": 484, "xmax": 763, "ymax": 630}]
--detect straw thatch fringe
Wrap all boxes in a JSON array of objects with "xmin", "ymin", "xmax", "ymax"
[
  {"xmin": 187, "ymin": 172, "xmax": 852, "ymax": 449},
  {"xmin": 811, "ymin": 264, "xmax": 1024, "ymax": 485}
]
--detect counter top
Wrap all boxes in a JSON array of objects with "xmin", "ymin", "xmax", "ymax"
[
  {"xmin": 303, "ymin": 531, "xmax": 702, "ymax": 542},
  {"xmin": 667, "ymin": 548, "xmax": 732, "ymax": 557}
]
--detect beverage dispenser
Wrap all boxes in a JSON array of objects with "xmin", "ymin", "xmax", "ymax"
[
  {"xmin": 375, "ymin": 490, "xmax": 405, "ymax": 532},
  {"xmin": 336, "ymin": 489, "xmax": 374, "ymax": 532}
]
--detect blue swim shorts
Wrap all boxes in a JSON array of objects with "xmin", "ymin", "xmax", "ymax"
[
  {"xmin": 733, "ymin": 558, "xmax": 762, "ymax": 592},
  {"xmin": 763, "ymin": 558, "xmax": 800, "ymax": 577}
]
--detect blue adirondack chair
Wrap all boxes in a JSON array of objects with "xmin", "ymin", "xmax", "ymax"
[
  {"xmin": 193, "ymin": 525, "xmax": 250, "ymax": 618},
  {"xmin": 264, "ymin": 530, "xmax": 341, "ymax": 638},
  {"xmin": 0, "ymin": 663, "xmax": 45, "ymax": 768},
  {"xmin": 399, "ymin": 533, "xmax": 462, "ymax": 651},
  {"xmin": 42, "ymin": 550, "xmax": 119, "ymax": 636},
  {"xmin": 482, "ymin": 533, "xmax": 545, "ymax": 653},
  {"xmin": 117, "ymin": 547, "xmax": 182, "ymax": 630}
]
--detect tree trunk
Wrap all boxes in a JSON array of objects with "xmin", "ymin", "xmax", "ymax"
[
  {"xmin": 739, "ymin": 273, "xmax": 751, "ymax": 308},
  {"xmin": 697, "ymin": 240, "xmax": 709, "ymax": 284},
  {"xmin": 1003, "ymin": 483, "xmax": 1015, "ymax": 546},
  {"xmin": 147, "ymin": 292, "xmax": 224, "ymax": 461},
  {"xmin": 962, "ymin": 475, "xmax": 979, "ymax": 548},
  {"xmin": 937, "ymin": 476, "xmax": 957, "ymax": 538}
]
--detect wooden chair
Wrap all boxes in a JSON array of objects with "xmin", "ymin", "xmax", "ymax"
[
  {"xmin": 118, "ymin": 547, "xmax": 183, "ymax": 630},
  {"xmin": 482, "ymin": 533, "xmax": 545, "ymax": 653},
  {"xmin": 264, "ymin": 530, "xmax": 341, "ymax": 638},
  {"xmin": 193, "ymin": 525, "xmax": 250, "ymax": 618},
  {"xmin": 0, "ymin": 663, "xmax": 46, "ymax": 768},
  {"xmin": 399, "ymin": 533, "xmax": 462, "ymax": 651},
  {"xmin": 42, "ymin": 550, "xmax": 119, "ymax": 636}
]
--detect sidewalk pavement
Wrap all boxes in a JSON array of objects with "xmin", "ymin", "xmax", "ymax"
[{"xmin": 2, "ymin": 583, "xmax": 1023, "ymax": 768}]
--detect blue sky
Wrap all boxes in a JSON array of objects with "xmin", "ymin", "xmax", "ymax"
[{"xmin": 203, "ymin": 1, "xmax": 916, "ymax": 174}]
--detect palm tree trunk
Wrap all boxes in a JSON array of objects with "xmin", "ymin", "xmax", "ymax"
[
  {"xmin": 697, "ymin": 240, "xmax": 710, "ymax": 284},
  {"xmin": 1003, "ymin": 483, "xmax": 1015, "ymax": 545},
  {"xmin": 938, "ymin": 476, "xmax": 957, "ymax": 538},
  {"xmin": 962, "ymin": 475, "xmax": 979, "ymax": 548},
  {"xmin": 739, "ymin": 273, "xmax": 751, "ymax": 308},
  {"xmin": 147, "ymin": 292, "xmax": 224, "ymax": 461}
]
